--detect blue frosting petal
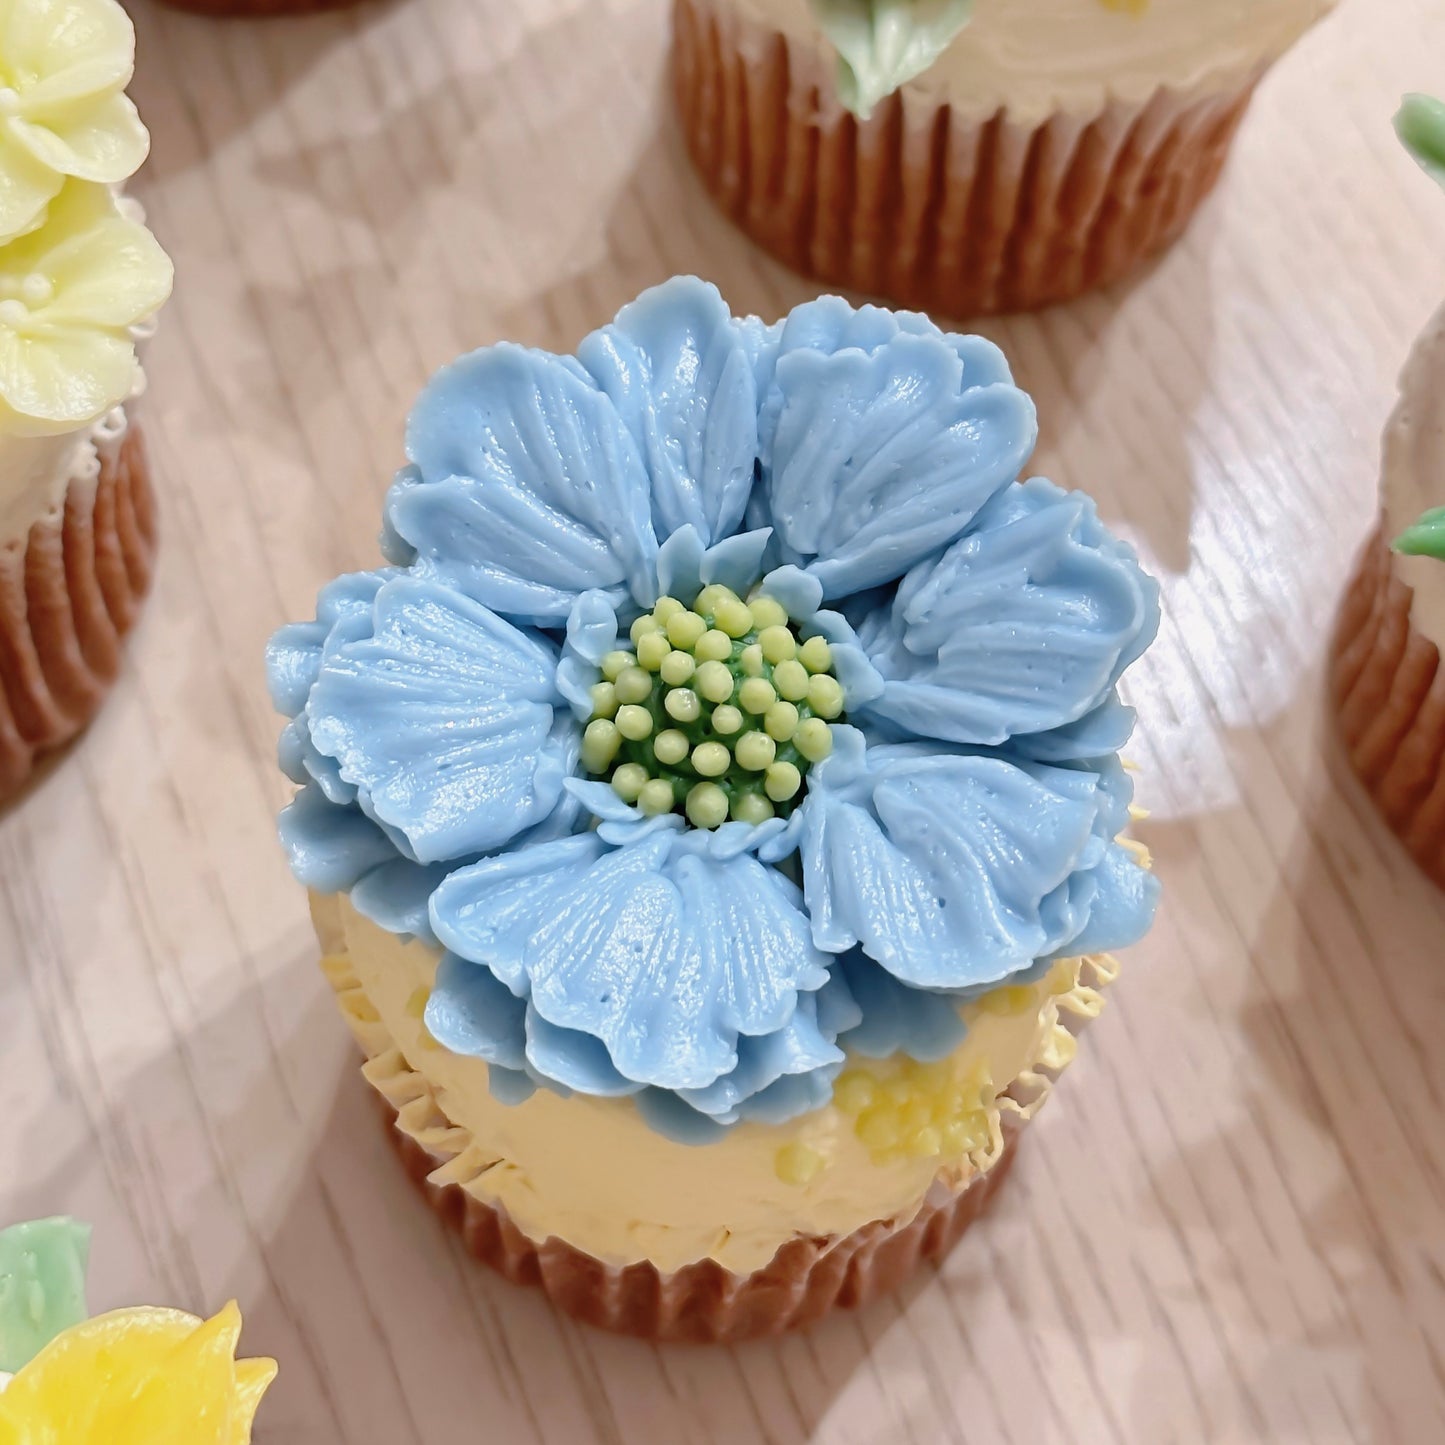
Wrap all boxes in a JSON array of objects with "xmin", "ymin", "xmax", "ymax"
[
  {"xmin": 760, "ymin": 317, "xmax": 1037, "ymax": 598},
  {"xmin": 1044, "ymin": 841, "xmax": 1160, "ymax": 960},
  {"xmin": 858, "ymin": 479, "xmax": 1161, "ymax": 748},
  {"xmin": 393, "ymin": 343, "xmax": 659, "ymax": 623},
  {"xmin": 578, "ymin": 277, "xmax": 758, "ymax": 547},
  {"xmin": 277, "ymin": 785, "xmax": 399, "ymax": 895},
  {"xmin": 306, "ymin": 577, "xmax": 576, "ymax": 865},
  {"xmin": 799, "ymin": 728, "xmax": 1136, "ymax": 990},
  {"xmin": 426, "ymin": 951, "xmax": 530, "ymax": 1070},
  {"xmin": 429, "ymin": 831, "xmax": 834, "ymax": 1093},
  {"xmin": 835, "ymin": 949, "xmax": 968, "ymax": 1062},
  {"xmin": 265, "ymin": 569, "xmax": 392, "ymax": 715}
]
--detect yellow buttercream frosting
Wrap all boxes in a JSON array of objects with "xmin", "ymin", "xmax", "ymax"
[
  {"xmin": 318, "ymin": 892, "xmax": 1118, "ymax": 1276},
  {"xmin": 0, "ymin": 180, "xmax": 171, "ymax": 437},
  {"xmin": 0, "ymin": 0, "xmax": 150, "ymax": 245},
  {"xmin": 0, "ymin": 1302, "xmax": 276, "ymax": 1444}
]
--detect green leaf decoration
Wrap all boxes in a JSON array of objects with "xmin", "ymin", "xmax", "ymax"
[
  {"xmin": 1394, "ymin": 507, "xmax": 1445, "ymax": 562},
  {"xmin": 1395, "ymin": 93, "xmax": 1445, "ymax": 190},
  {"xmin": 807, "ymin": 0, "xmax": 975, "ymax": 119},
  {"xmin": 0, "ymin": 1218, "xmax": 91, "ymax": 1374}
]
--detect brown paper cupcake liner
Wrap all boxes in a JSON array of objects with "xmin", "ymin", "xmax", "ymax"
[
  {"xmin": 671, "ymin": 0, "xmax": 1259, "ymax": 317},
  {"xmin": 318, "ymin": 921, "xmax": 1116, "ymax": 1343},
  {"xmin": 0, "ymin": 427, "xmax": 156, "ymax": 803},
  {"xmin": 1332, "ymin": 527, "xmax": 1445, "ymax": 888}
]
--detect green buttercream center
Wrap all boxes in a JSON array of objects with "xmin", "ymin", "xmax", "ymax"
[
  {"xmin": 1395, "ymin": 506, "xmax": 1445, "ymax": 564},
  {"xmin": 0, "ymin": 1218, "xmax": 91, "ymax": 1373},
  {"xmin": 582, "ymin": 584, "xmax": 843, "ymax": 830},
  {"xmin": 806, "ymin": 0, "xmax": 975, "ymax": 118},
  {"xmin": 1396, "ymin": 93, "xmax": 1445, "ymax": 189}
]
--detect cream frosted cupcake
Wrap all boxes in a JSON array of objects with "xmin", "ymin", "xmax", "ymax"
[
  {"xmin": 0, "ymin": 1217, "xmax": 275, "ymax": 1440},
  {"xmin": 1334, "ymin": 98, "xmax": 1445, "ymax": 889},
  {"xmin": 268, "ymin": 278, "xmax": 1161, "ymax": 1340},
  {"xmin": 0, "ymin": 0, "xmax": 173, "ymax": 801},
  {"xmin": 673, "ymin": 0, "xmax": 1336, "ymax": 316}
]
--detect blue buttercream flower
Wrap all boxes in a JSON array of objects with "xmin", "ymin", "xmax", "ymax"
[{"xmin": 267, "ymin": 278, "xmax": 1161, "ymax": 1143}]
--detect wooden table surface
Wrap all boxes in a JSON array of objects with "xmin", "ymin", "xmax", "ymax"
[{"xmin": 5, "ymin": 0, "xmax": 1445, "ymax": 1439}]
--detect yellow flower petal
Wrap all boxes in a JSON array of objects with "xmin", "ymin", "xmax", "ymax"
[
  {"xmin": 33, "ymin": 211, "xmax": 173, "ymax": 329},
  {"xmin": 9, "ymin": 92, "xmax": 148, "ymax": 184},
  {"xmin": 0, "ymin": 1303, "xmax": 275, "ymax": 1444},
  {"xmin": 0, "ymin": 130, "xmax": 62, "ymax": 243},
  {"xmin": 0, "ymin": 325, "xmax": 138, "ymax": 428},
  {"xmin": 1, "ymin": 0, "xmax": 135, "ymax": 97}
]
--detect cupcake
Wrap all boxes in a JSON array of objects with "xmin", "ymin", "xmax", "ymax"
[
  {"xmin": 673, "ymin": 0, "xmax": 1336, "ymax": 317},
  {"xmin": 268, "ymin": 278, "xmax": 1161, "ymax": 1341},
  {"xmin": 0, "ymin": 0, "xmax": 173, "ymax": 802},
  {"xmin": 1333, "ymin": 97, "xmax": 1445, "ymax": 889},
  {"xmin": 0, "ymin": 1217, "xmax": 276, "ymax": 1440}
]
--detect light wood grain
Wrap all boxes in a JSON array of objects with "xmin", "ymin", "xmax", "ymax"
[{"xmin": 5, "ymin": 0, "xmax": 1445, "ymax": 1439}]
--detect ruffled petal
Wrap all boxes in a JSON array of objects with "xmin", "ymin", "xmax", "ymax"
[
  {"xmin": 3, "ymin": 0, "xmax": 136, "ymax": 94},
  {"xmin": 835, "ymin": 948, "xmax": 968, "ymax": 1061},
  {"xmin": 394, "ymin": 344, "xmax": 658, "ymax": 623},
  {"xmin": 426, "ymin": 952, "xmax": 528, "ymax": 1071},
  {"xmin": 760, "ymin": 322, "xmax": 1036, "ymax": 598},
  {"xmin": 265, "ymin": 569, "xmax": 390, "ymax": 715},
  {"xmin": 0, "ymin": 324, "xmax": 135, "ymax": 428},
  {"xmin": 578, "ymin": 276, "xmax": 758, "ymax": 546},
  {"xmin": 429, "ymin": 831, "xmax": 833, "ymax": 1092},
  {"xmin": 277, "ymin": 786, "xmax": 396, "ymax": 896},
  {"xmin": 858, "ymin": 478, "xmax": 1160, "ymax": 748},
  {"xmin": 306, "ymin": 577, "xmax": 574, "ymax": 863},
  {"xmin": 799, "ymin": 729, "xmax": 1129, "ymax": 989},
  {"xmin": 30, "ymin": 205, "xmax": 172, "ymax": 328},
  {"xmin": 9, "ymin": 91, "xmax": 148, "ymax": 185},
  {"xmin": 0, "ymin": 137, "xmax": 63, "ymax": 243}
]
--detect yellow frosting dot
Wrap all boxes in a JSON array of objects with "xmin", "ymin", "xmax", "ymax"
[
  {"xmin": 615, "ymin": 666, "xmax": 653, "ymax": 705},
  {"xmin": 667, "ymin": 610, "xmax": 707, "ymax": 650},
  {"xmin": 600, "ymin": 650, "xmax": 633, "ymax": 681},
  {"xmin": 773, "ymin": 659, "xmax": 810, "ymax": 702},
  {"xmin": 748, "ymin": 595, "xmax": 789, "ymax": 631},
  {"xmin": 799, "ymin": 635, "xmax": 832, "ymax": 673},
  {"xmin": 695, "ymin": 659, "xmax": 735, "ymax": 704},
  {"xmin": 637, "ymin": 632, "xmax": 672, "ymax": 672},
  {"xmin": 695, "ymin": 628, "xmax": 733, "ymax": 663},
  {"xmin": 833, "ymin": 1071, "xmax": 877, "ymax": 1114},
  {"xmin": 659, "ymin": 650, "xmax": 696, "ymax": 686},
  {"xmin": 758, "ymin": 625, "xmax": 797, "ymax": 664},
  {"xmin": 713, "ymin": 596, "xmax": 754, "ymax": 639},
  {"xmin": 630, "ymin": 615, "xmax": 662, "ymax": 645},
  {"xmin": 653, "ymin": 596, "xmax": 685, "ymax": 623},
  {"xmin": 775, "ymin": 1142, "xmax": 825, "ymax": 1186}
]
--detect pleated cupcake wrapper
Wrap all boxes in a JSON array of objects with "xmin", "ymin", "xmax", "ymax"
[
  {"xmin": 1333, "ymin": 527, "xmax": 1445, "ymax": 888},
  {"xmin": 0, "ymin": 426, "xmax": 156, "ymax": 803},
  {"xmin": 319, "ymin": 936, "xmax": 1117, "ymax": 1342},
  {"xmin": 672, "ymin": 0, "xmax": 1260, "ymax": 317}
]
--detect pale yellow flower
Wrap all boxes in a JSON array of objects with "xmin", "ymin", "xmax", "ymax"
[
  {"xmin": 0, "ymin": 0, "xmax": 150, "ymax": 243},
  {"xmin": 0, "ymin": 1301, "xmax": 276, "ymax": 1444},
  {"xmin": 0, "ymin": 178, "xmax": 172, "ymax": 435}
]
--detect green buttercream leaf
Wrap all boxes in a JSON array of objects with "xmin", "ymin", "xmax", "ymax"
[
  {"xmin": 0, "ymin": 1218, "xmax": 91, "ymax": 1373},
  {"xmin": 807, "ymin": 0, "xmax": 975, "ymax": 118},
  {"xmin": 1395, "ymin": 506, "xmax": 1445, "ymax": 562},
  {"xmin": 1395, "ymin": 93, "xmax": 1445, "ymax": 190}
]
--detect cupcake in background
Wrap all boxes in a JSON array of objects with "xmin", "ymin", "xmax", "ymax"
[
  {"xmin": 268, "ymin": 277, "xmax": 1161, "ymax": 1341},
  {"xmin": 0, "ymin": 0, "xmax": 173, "ymax": 802},
  {"xmin": 673, "ymin": 0, "xmax": 1336, "ymax": 317},
  {"xmin": 1334, "ymin": 95, "xmax": 1445, "ymax": 890},
  {"xmin": 0, "ymin": 1217, "xmax": 276, "ymax": 1440}
]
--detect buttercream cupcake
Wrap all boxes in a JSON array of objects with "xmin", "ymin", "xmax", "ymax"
[
  {"xmin": 0, "ymin": 1217, "xmax": 276, "ymax": 1440},
  {"xmin": 673, "ymin": 0, "xmax": 1335, "ymax": 316},
  {"xmin": 1334, "ymin": 97, "xmax": 1445, "ymax": 889},
  {"xmin": 268, "ymin": 278, "xmax": 1161, "ymax": 1341},
  {"xmin": 0, "ymin": 0, "xmax": 173, "ymax": 802}
]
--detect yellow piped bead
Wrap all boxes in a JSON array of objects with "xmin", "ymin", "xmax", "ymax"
[
  {"xmin": 611, "ymin": 763, "xmax": 649, "ymax": 802},
  {"xmin": 758, "ymin": 625, "xmax": 797, "ymax": 664},
  {"xmin": 692, "ymin": 741, "xmax": 731, "ymax": 778},
  {"xmin": 739, "ymin": 677, "xmax": 776, "ymax": 715},
  {"xmin": 588, "ymin": 681, "xmax": 619, "ymax": 719},
  {"xmin": 638, "ymin": 778, "xmax": 676, "ymax": 816},
  {"xmin": 630, "ymin": 616, "xmax": 662, "ymax": 645},
  {"xmin": 748, "ymin": 595, "xmax": 789, "ymax": 631},
  {"xmin": 765, "ymin": 760, "xmax": 802, "ymax": 802},
  {"xmin": 667, "ymin": 610, "xmax": 707, "ymax": 650},
  {"xmin": 694, "ymin": 584, "xmax": 737, "ymax": 618},
  {"xmin": 764, "ymin": 700, "xmax": 800, "ymax": 742},
  {"xmin": 714, "ymin": 595, "xmax": 754, "ymax": 638},
  {"xmin": 799, "ymin": 635, "xmax": 832, "ymax": 673},
  {"xmin": 637, "ymin": 631, "xmax": 672, "ymax": 671},
  {"xmin": 659, "ymin": 649, "xmax": 696, "ymax": 686},
  {"xmin": 735, "ymin": 731, "xmax": 776, "ymax": 772},
  {"xmin": 686, "ymin": 782, "xmax": 729, "ymax": 829},
  {"xmin": 695, "ymin": 659, "xmax": 735, "ymax": 704},
  {"xmin": 653, "ymin": 729, "xmax": 690, "ymax": 766},
  {"xmin": 664, "ymin": 688, "xmax": 702, "ymax": 724},
  {"xmin": 615, "ymin": 704, "xmax": 653, "ymax": 741},
  {"xmin": 712, "ymin": 704, "xmax": 744, "ymax": 736},
  {"xmin": 615, "ymin": 666, "xmax": 653, "ymax": 705},
  {"xmin": 695, "ymin": 628, "xmax": 733, "ymax": 663},
  {"xmin": 740, "ymin": 643, "xmax": 765, "ymax": 677},
  {"xmin": 730, "ymin": 791, "xmax": 775, "ymax": 825},
  {"xmin": 806, "ymin": 674, "xmax": 845, "ymax": 719},
  {"xmin": 653, "ymin": 596, "xmax": 685, "ymax": 623},
  {"xmin": 601, "ymin": 650, "xmax": 633, "ymax": 681},
  {"xmin": 773, "ymin": 659, "xmax": 810, "ymax": 702},
  {"xmin": 775, "ymin": 1142, "xmax": 824, "ymax": 1186},
  {"xmin": 581, "ymin": 719, "xmax": 622, "ymax": 773},
  {"xmin": 795, "ymin": 717, "xmax": 833, "ymax": 762},
  {"xmin": 833, "ymin": 1071, "xmax": 877, "ymax": 1114}
]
